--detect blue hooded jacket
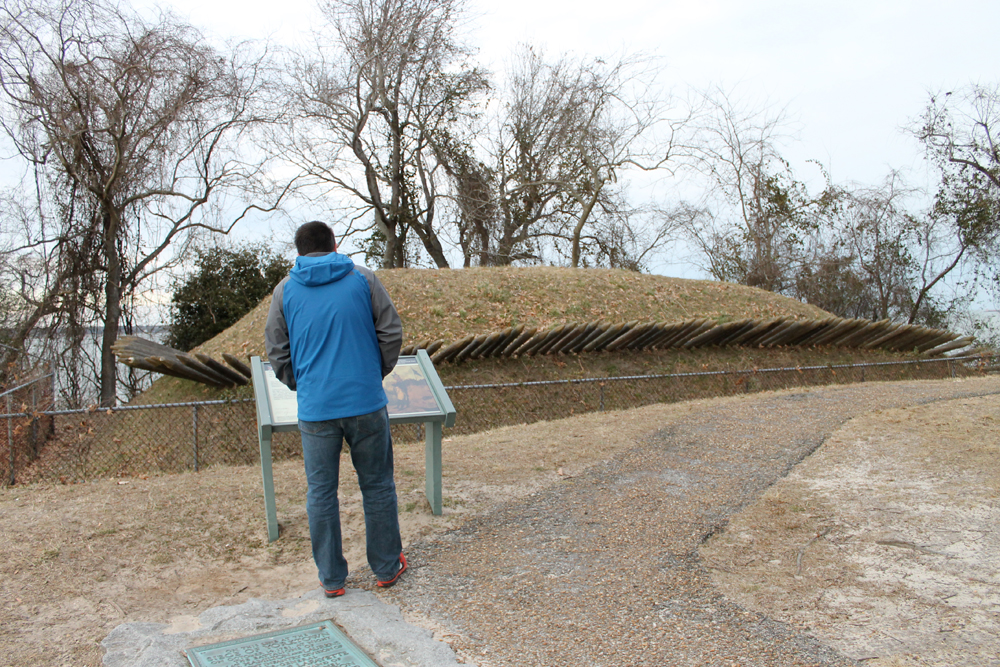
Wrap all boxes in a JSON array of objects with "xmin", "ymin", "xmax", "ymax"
[{"xmin": 266, "ymin": 252, "xmax": 401, "ymax": 421}]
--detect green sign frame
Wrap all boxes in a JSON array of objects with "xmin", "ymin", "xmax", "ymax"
[{"xmin": 251, "ymin": 350, "xmax": 456, "ymax": 542}]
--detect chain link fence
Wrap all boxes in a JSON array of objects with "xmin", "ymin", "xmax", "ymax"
[
  {"xmin": 2, "ymin": 354, "xmax": 994, "ymax": 486},
  {"xmin": 446, "ymin": 355, "xmax": 992, "ymax": 437},
  {"xmin": 0, "ymin": 370, "xmax": 56, "ymax": 486}
]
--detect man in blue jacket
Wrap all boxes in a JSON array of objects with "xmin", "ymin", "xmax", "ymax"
[{"xmin": 265, "ymin": 221, "xmax": 405, "ymax": 597}]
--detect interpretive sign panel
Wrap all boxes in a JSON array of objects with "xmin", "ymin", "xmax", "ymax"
[
  {"xmin": 186, "ymin": 620, "xmax": 378, "ymax": 667},
  {"xmin": 257, "ymin": 355, "xmax": 448, "ymax": 426},
  {"xmin": 261, "ymin": 363, "xmax": 298, "ymax": 426},
  {"xmin": 251, "ymin": 350, "xmax": 456, "ymax": 540}
]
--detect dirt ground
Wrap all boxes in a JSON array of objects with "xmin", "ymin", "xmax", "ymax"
[
  {"xmin": 0, "ymin": 379, "xmax": 997, "ymax": 666},
  {"xmin": 701, "ymin": 392, "xmax": 1000, "ymax": 667},
  {"xmin": 0, "ymin": 396, "xmax": 651, "ymax": 666}
]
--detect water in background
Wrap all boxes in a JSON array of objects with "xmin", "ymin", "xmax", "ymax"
[
  {"xmin": 23, "ymin": 325, "xmax": 169, "ymax": 408},
  {"xmin": 950, "ymin": 310, "xmax": 1000, "ymax": 350}
]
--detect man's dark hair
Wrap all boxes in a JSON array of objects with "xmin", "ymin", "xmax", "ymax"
[{"xmin": 295, "ymin": 221, "xmax": 337, "ymax": 255}]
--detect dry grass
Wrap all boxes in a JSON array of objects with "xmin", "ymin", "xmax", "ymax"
[
  {"xmin": 47, "ymin": 267, "xmax": 939, "ymax": 485},
  {"xmin": 139, "ymin": 267, "xmax": 831, "ymax": 404}
]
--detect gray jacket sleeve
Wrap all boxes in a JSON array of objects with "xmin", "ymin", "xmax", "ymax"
[
  {"xmin": 264, "ymin": 278, "xmax": 296, "ymax": 390},
  {"xmin": 356, "ymin": 266, "xmax": 403, "ymax": 378}
]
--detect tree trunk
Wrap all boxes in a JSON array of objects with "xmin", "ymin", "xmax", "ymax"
[
  {"xmin": 908, "ymin": 245, "xmax": 966, "ymax": 324},
  {"xmin": 412, "ymin": 222, "xmax": 451, "ymax": 268},
  {"xmin": 375, "ymin": 211, "xmax": 402, "ymax": 269},
  {"xmin": 100, "ymin": 210, "xmax": 122, "ymax": 407},
  {"xmin": 493, "ymin": 213, "xmax": 521, "ymax": 266},
  {"xmin": 381, "ymin": 227, "xmax": 398, "ymax": 269},
  {"xmin": 493, "ymin": 234, "xmax": 516, "ymax": 266},
  {"xmin": 571, "ymin": 189, "xmax": 600, "ymax": 268},
  {"xmin": 423, "ymin": 235, "xmax": 450, "ymax": 268},
  {"xmin": 477, "ymin": 220, "xmax": 491, "ymax": 266}
]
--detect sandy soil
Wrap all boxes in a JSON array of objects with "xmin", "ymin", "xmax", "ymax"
[
  {"xmin": 1, "ymin": 378, "xmax": 997, "ymax": 666},
  {"xmin": 700, "ymin": 392, "xmax": 1000, "ymax": 667}
]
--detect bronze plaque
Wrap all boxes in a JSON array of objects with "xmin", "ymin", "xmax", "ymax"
[{"xmin": 185, "ymin": 620, "xmax": 378, "ymax": 667}]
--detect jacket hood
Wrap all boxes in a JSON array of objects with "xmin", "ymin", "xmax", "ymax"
[{"xmin": 289, "ymin": 252, "xmax": 355, "ymax": 287}]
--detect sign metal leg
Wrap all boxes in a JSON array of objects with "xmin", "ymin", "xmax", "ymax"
[
  {"xmin": 259, "ymin": 429, "xmax": 280, "ymax": 542},
  {"xmin": 424, "ymin": 420, "xmax": 442, "ymax": 515}
]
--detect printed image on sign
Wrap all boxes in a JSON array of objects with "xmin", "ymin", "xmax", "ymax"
[
  {"xmin": 185, "ymin": 620, "xmax": 378, "ymax": 667},
  {"xmin": 383, "ymin": 357, "xmax": 441, "ymax": 418}
]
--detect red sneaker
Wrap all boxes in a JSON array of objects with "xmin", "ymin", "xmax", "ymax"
[
  {"xmin": 376, "ymin": 553, "xmax": 407, "ymax": 588},
  {"xmin": 324, "ymin": 587, "xmax": 345, "ymax": 598}
]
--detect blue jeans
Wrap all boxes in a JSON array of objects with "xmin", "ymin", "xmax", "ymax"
[{"xmin": 299, "ymin": 406, "xmax": 402, "ymax": 590}]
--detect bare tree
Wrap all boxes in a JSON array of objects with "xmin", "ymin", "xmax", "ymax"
[
  {"xmin": 557, "ymin": 60, "xmax": 683, "ymax": 269},
  {"xmin": 471, "ymin": 46, "xmax": 572, "ymax": 265},
  {"xmin": 792, "ymin": 170, "xmax": 992, "ymax": 326},
  {"xmin": 0, "ymin": 0, "xmax": 284, "ymax": 405},
  {"xmin": 432, "ymin": 129, "xmax": 494, "ymax": 266},
  {"xmin": 684, "ymin": 91, "xmax": 814, "ymax": 293},
  {"xmin": 906, "ymin": 196, "xmax": 994, "ymax": 326},
  {"xmin": 914, "ymin": 85, "xmax": 1000, "ymax": 311},
  {"xmin": 282, "ymin": 0, "xmax": 487, "ymax": 269},
  {"xmin": 470, "ymin": 47, "xmax": 684, "ymax": 268},
  {"xmin": 839, "ymin": 175, "xmax": 919, "ymax": 320},
  {"xmin": 918, "ymin": 85, "xmax": 1000, "ymax": 194},
  {"xmin": 678, "ymin": 86, "xmax": 998, "ymax": 328},
  {"xmin": 0, "ymin": 179, "xmax": 94, "ymax": 393},
  {"xmin": 795, "ymin": 175, "xmax": 918, "ymax": 320},
  {"xmin": 582, "ymin": 203, "xmax": 696, "ymax": 272}
]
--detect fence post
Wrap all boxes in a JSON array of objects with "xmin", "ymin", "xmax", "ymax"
[
  {"xmin": 29, "ymin": 382, "xmax": 37, "ymax": 460},
  {"xmin": 948, "ymin": 359, "xmax": 955, "ymax": 378},
  {"xmin": 599, "ymin": 383, "xmax": 605, "ymax": 412},
  {"xmin": 192, "ymin": 404, "xmax": 199, "ymax": 472},
  {"xmin": 7, "ymin": 393, "xmax": 13, "ymax": 486}
]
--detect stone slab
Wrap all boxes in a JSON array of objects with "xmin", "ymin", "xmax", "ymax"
[{"xmin": 100, "ymin": 589, "xmax": 466, "ymax": 667}]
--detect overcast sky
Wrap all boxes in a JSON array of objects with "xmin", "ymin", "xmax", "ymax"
[
  {"xmin": 159, "ymin": 0, "xmax": 1000, "ymax": 186},
  {"xmin": 147, "ymin": 0, "xmax": 999, "ymax": 277}
]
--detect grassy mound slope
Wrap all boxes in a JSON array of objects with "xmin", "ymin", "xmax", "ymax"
[{"xmin": 139, "ymin": 267, "xmax": 834, "ymax": 404}]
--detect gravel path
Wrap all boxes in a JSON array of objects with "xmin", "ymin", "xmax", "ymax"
[{"xmin": 379, "ymin": 378, "xmax": 1000, "ymax": 667}]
